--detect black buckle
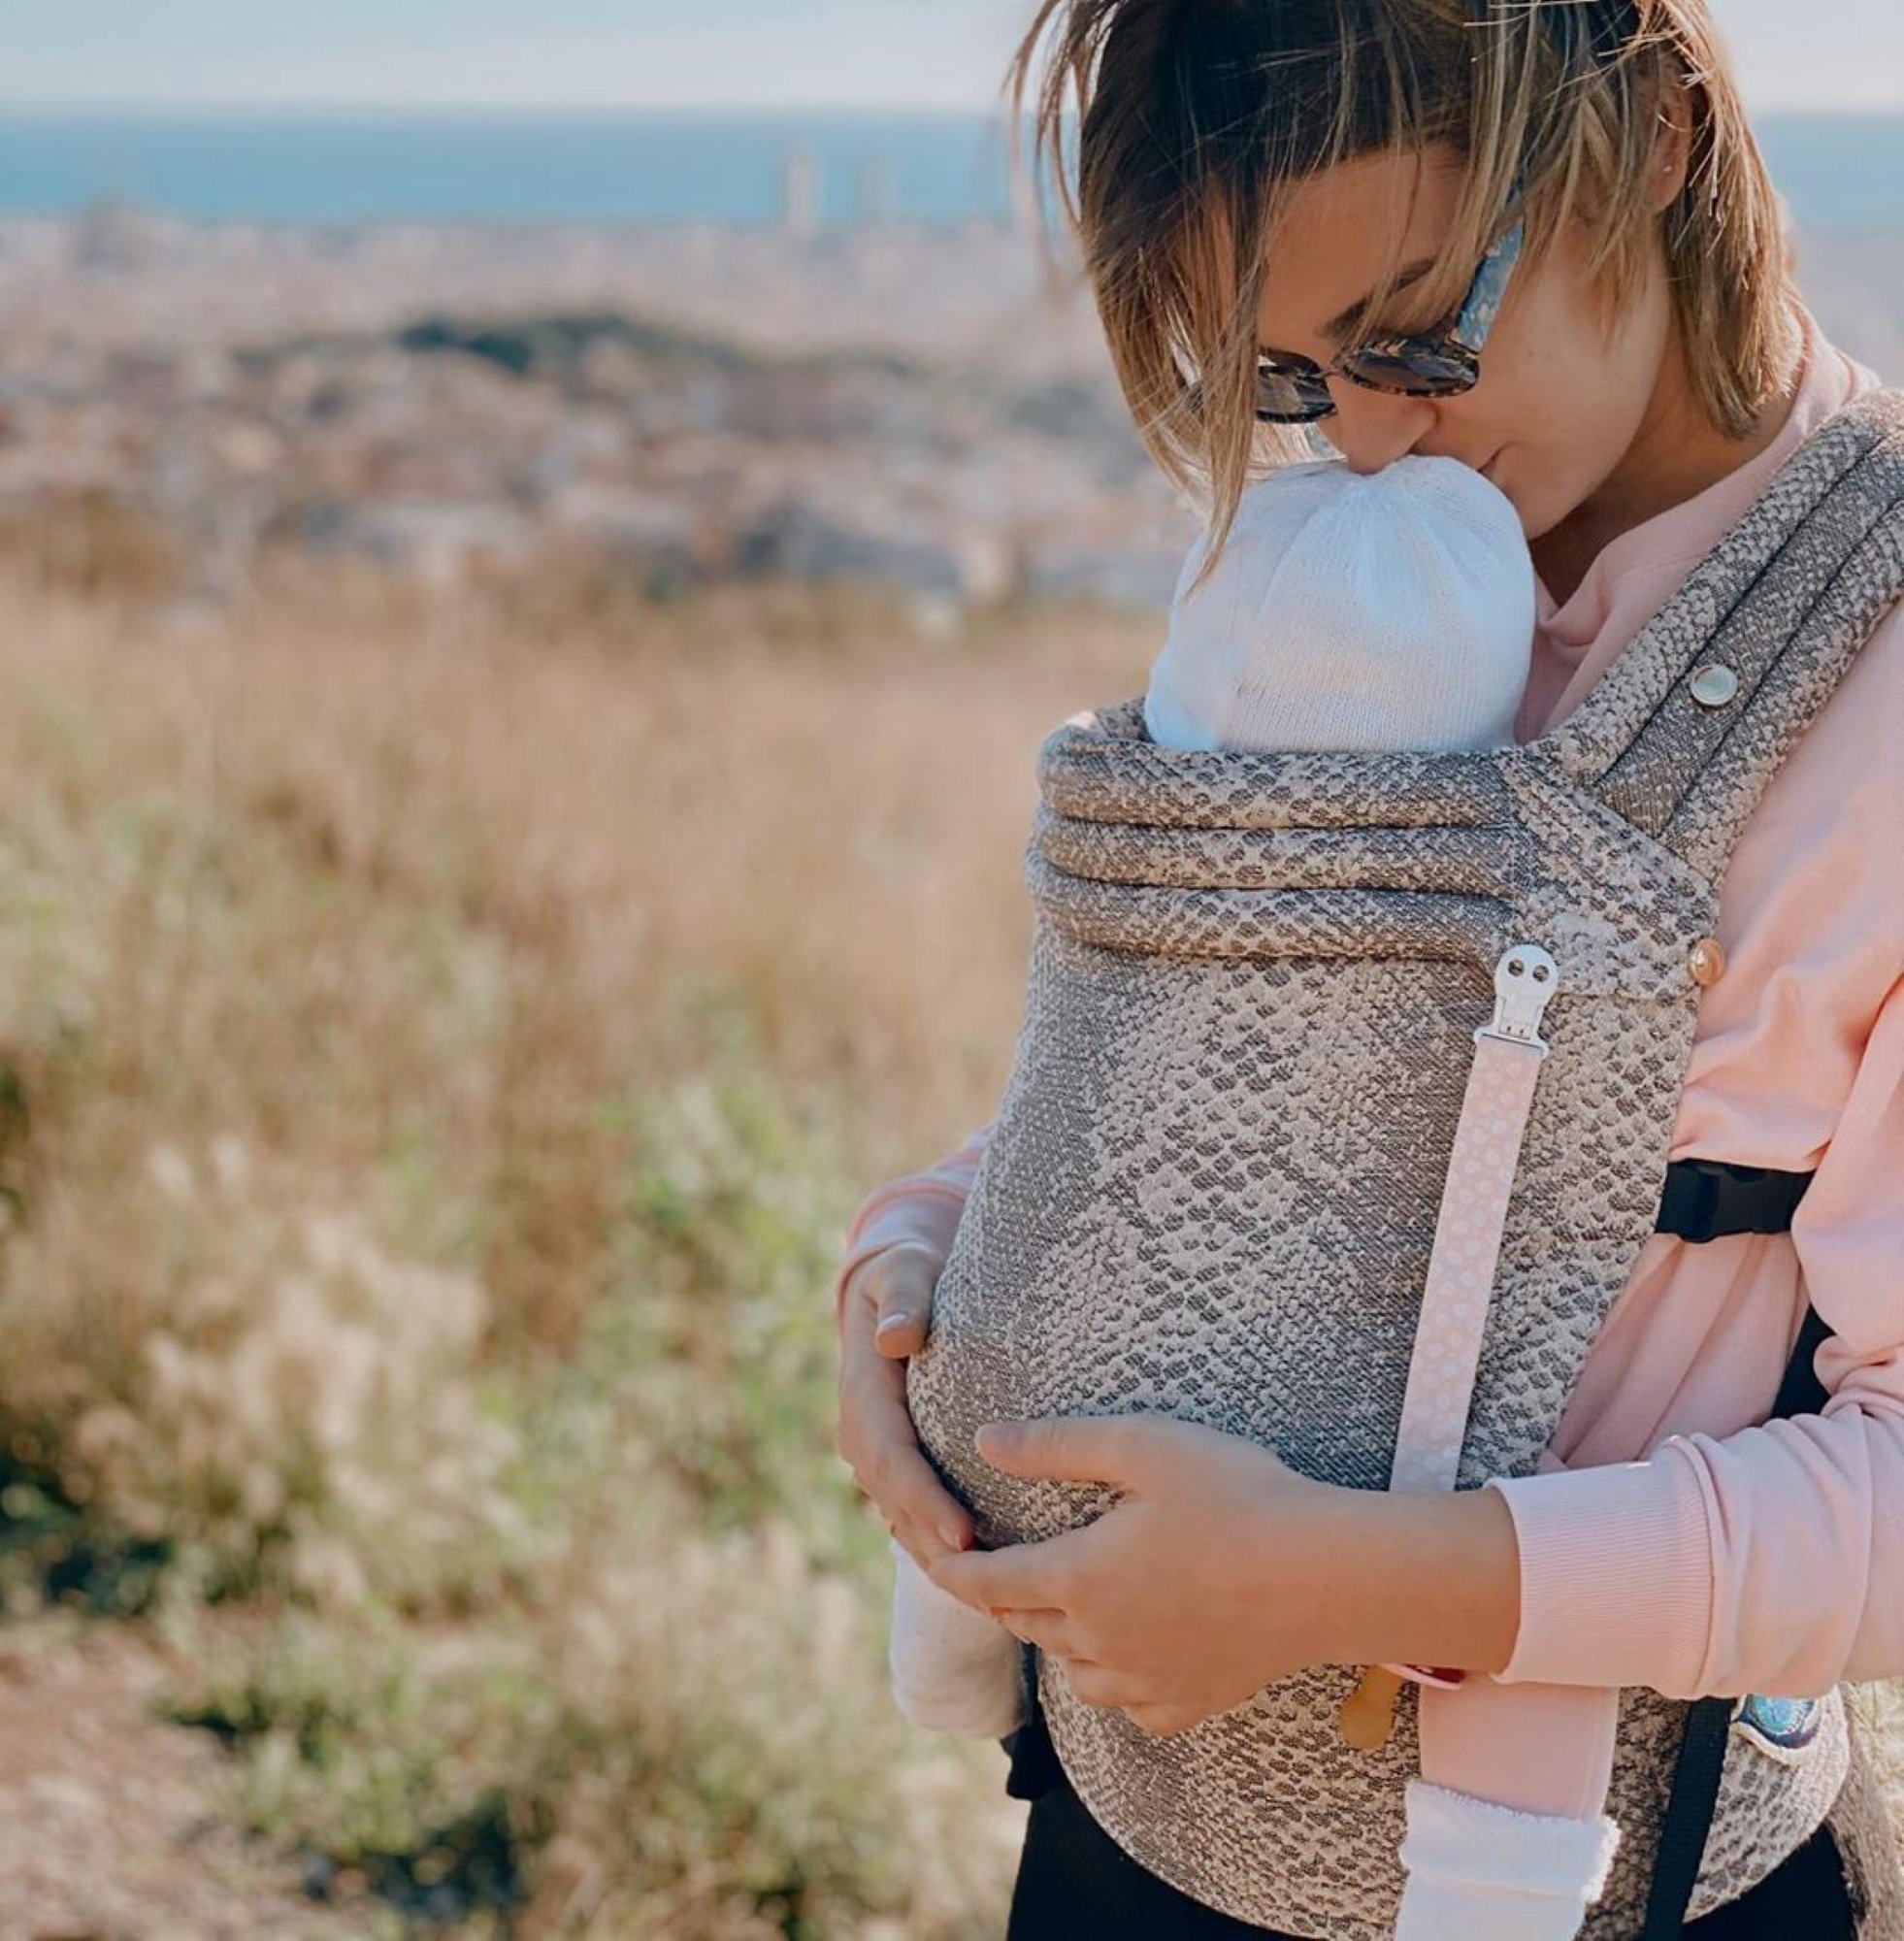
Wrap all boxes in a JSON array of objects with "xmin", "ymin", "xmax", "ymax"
[{"xmin": 1655, "ymin": 1158, "xmax": 1814, "ymax": 1242}]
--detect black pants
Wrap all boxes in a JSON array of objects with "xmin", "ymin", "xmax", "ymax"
[{"xmin": 1000, "ymin": 1721, "xmax": 1858, "ymax": 1940}]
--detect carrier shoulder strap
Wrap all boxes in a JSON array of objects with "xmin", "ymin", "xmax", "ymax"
[
  {"xmin": 1601, "ymin": 383, "xmax": 1891, "ymax": 1919},
  {"xmin": 1540, "ymin": 384, "xmax": 1904, "ymax": 887}
]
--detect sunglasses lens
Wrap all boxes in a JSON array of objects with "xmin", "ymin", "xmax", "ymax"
[
  {"xmin": 1255, "ymin": 362, "xmax": 1333, "ymax": 422},
  {"xmin": 1342, "ymin": 336, "xmax": 1479, "ymax": 397}
]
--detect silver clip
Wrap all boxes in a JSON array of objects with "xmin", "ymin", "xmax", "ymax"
[{"xmin": 1476, "ymin": 942, "xmax": 1559, "ymax": 1052}]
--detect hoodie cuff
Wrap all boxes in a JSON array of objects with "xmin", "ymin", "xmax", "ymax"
[
  {"xmin": 831, "ymin": 1186, "xmax": 968, "ymax": 1327},
  {"xmin": 1482, "ymin": 1444, "xmax": 1713, "ymax": 1694}
]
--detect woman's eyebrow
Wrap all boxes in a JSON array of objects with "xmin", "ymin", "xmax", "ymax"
[{"xmin": 1319, "ymin": 255, "xmax": 1439, "ymax": 341}]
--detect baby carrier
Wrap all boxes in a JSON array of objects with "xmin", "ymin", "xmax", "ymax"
[{"xmin": 905, "ymin": 384, "xmax": 1904, "ymax": 1940}]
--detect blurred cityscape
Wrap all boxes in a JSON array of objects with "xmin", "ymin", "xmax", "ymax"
[
  {"xmin": 3, "ymin": 168, "xmax": 1901, "ymax": 633},
  {"xmin": 0, "ymin": 182, "xmax": 1201, "ymax": 629}
]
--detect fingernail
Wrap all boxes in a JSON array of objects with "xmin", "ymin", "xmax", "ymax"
[
  {"xmin": 875, "ymin": 1312, "xmax": 910, "ymax": 1336},
  {"xmin": 938, "ymin": 1524, "xmax": 967, "ymax": 1550}
]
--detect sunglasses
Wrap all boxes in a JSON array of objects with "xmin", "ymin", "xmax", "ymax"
[{"xmin": 1253, "ymin": 181, "xmax": 1527, "ymax": 424}]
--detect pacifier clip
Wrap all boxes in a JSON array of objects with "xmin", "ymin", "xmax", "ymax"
[{"xmin": 1336, "ymin": 941, "xmax": 1560, "ymax": 1750}]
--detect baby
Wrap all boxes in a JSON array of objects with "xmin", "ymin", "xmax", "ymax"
[{"xmin": 885, "ymin": 452, "xmax": 1624, "ymax": 1939}]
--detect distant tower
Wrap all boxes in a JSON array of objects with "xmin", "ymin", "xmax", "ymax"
[
  {"xmin": 857, "ymin": 151, "xmax": 896, "ymax": 228},
  {"xmin": 780, "ymin": 144, "xmax": 821, "ymax": 239}
]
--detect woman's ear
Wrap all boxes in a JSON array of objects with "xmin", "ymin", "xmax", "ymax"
[{"xmin": 1647, "ymin": 71, "xmax": 1696, "ymax": 214}]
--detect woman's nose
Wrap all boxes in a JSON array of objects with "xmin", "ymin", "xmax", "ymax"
[{"xmin": 1318, "ymin": 383, "xmax": 1438, "ymax": 474}]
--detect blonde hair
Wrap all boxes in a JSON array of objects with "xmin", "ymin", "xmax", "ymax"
[{"xmin": 1001, "ymin": 0, "xmax": 1803, "ymax": 593}]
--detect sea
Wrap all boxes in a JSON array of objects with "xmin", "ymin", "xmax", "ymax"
[{"xmin": 1, "ymin": 106, "xmax": 1902, "ymax": 234}]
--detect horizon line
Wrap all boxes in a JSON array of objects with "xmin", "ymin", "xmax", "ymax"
[
  {"xmin": 0, "ymin": 94, "xmax": 1901, "ymax": 119},
  {"xmin": 0, "ymin": 97, "xmax": 1018, "ymax": 117}
]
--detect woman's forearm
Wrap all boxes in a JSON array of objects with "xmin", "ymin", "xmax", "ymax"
[{"xmin": 1313, "ymin": 1481, "xmax": 1525, "ymax": 1678}]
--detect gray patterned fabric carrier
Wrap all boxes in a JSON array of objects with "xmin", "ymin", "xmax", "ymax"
[{"xmin": 905, "ymin": 385, "xmax": 1904, "ymax": 1941}]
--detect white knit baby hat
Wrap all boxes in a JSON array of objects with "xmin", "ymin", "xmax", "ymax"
[{"xmin": 1143, "ymin": 452, "xmax": 1535, "ymax": 753}]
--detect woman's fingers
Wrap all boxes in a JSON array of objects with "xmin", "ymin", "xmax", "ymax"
[
  {"xmin": 835, "ymin": 1253, "xmax": 974, "ymax": 1561},
  {"xmin": 927, "ymin": 1520, "xmax": 1094, "ymax": 1613},
  {"xmin": 991, "ymin": 1605, "xmax": 1082, "ymax": 1656},
  {"xmin": 1058, "ymin": 1656, "xmax": 1146, "ymax": 1712},
  {"xmin": 1119, "ymin": 1698, "xmax": 1204, "ymax": 1738},
  {"xmin": 1057, "ymin": 1660, "xmax": 1197, "ymax": 1736},
  {"xmin": 854, "ymin": 1240, "xmax": 942, "ymax": 1359}
]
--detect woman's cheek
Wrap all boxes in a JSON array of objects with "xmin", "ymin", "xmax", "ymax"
[{"xmin": 1502, "ymin": 455, "xmax": 1586, "ymax": 546}]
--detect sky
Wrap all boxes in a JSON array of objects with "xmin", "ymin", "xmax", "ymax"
[{"xmin": 0, "ymin": 2, "xmax": 1897, "ymax": 115}]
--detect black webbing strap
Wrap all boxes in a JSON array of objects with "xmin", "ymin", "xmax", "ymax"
[
  {"xmin": 1637, "ymin": 1297, "xmax": 1835, "ymax": 1938},
  {"xmin": 1001, "ymin": 1641, "xmax": 1062, "ymax": 1800},
  {"xmin": 1642, "ymin": 1696, "xmax": 1737, "ymax": 1940},
  {"xmin": 1655, "ymin": 1158, "xmax": 1816, "ymax": 1241}
]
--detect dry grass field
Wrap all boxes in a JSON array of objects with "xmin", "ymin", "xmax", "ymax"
[{"xmin": 0, "ymin": 547, "xmax": 1895, "ymax": 1934}]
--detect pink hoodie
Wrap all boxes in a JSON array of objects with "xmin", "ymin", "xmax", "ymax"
[{"xmin": 835, "ymin": 299, "xmax": 1904, "ymax": 1819}]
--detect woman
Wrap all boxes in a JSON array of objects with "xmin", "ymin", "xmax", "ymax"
[{"xmin": 832, "ymin": 2, "xmax": 1904, "ymax": 1934}]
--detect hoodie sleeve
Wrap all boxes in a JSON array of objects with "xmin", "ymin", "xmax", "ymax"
[
  {"xmin": 831, "ymin": 1120, "xmax": 995, "ymax": 1328},
  {"xmin": 1485, "ymin": 970, "xmax": 1904, "ymax": 1697}
]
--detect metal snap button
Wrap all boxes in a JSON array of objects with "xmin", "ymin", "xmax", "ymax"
[
  {"xmin": 1689, "ymin": 936, "xmax": 1727, "ymax": 986},
  {"xmin": 1690, "ymin": 663, "xmax": 1741, "ymax": 707}
]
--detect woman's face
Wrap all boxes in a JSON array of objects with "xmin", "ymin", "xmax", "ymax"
[{"xmin": 1253, "ymin": 141, "xmax": 1678, "ymax": 543}]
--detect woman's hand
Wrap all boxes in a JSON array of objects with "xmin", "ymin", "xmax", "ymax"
[
  {"xmin": 923, "ymin": 1413, "xmax": 1369, "ymax": 1736},
  {"xmin": 833, "ymin": 1241, "xmax": 975, "ymax": 1571},
  {"xmin": 926, "ymin": 1412, "xmax": 1522, "ymax": 1733}
]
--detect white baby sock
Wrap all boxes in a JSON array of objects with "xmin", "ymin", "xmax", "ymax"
[
  {"xmin": 886, "ymin": 1536, "xmax": 1029, "ymax": 1738},
  {"xmin": 1395, "ymin": 1775, "xmax": 1623, "ymax": 1940}
]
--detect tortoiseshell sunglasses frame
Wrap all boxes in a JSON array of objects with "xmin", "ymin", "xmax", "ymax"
[{"xmin": 1254, "ymin": 179, "xmax": 1528, "ymax": 424}]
